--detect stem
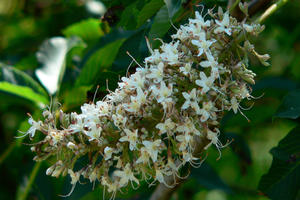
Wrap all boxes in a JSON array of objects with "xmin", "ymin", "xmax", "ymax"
[
  {"xmin": 17, "ymin": 162, "xmax": 42, "ymax": 200},
  {"xmin": 0, "ymin": 142, "xmax": 16, "ymax": 165},
  {"xmin": 150, "ymin": 137, "xmax": 210, "ymax": 200},
  {"xmin": 229, "ymin": 0, "xmax": 241, "ymax": 14},
  {"xmin": 257, "ymin": 0, "xmax": 289, "ymax": 23}
]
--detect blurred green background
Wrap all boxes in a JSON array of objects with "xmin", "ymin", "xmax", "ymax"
[{"xmin": 0, "ymin": 0, "xmax": 299, "ymax": 200}]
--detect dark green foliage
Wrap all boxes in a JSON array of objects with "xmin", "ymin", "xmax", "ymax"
[
  {"xmin": 0, "ymin": 0, "xmax": 299, "ymax": 200},
  {"xmin": 276, "ymin": 89, "xmax": 300, "ymax": 119},
  {"xmin": 191, "ymin": 162, "xmax": 232, "ymax": 193},
  {"xmin": 258, "ymin": 126, "xmax": 300, "ymax": 200}
]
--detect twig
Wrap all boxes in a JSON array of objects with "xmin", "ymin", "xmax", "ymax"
[
  {"xmin": 150, "ymin": 137, "xmax": 210, "ymax": 200},
  {"xmin": 230, "ymin": 0, "xmax": 272, "ymax": 20},
  {"xmin": 257, "ymin": 0, "xmax": 289, "ymax": 23},
  {"xmin": 0, "ymin": 142, "xmax": 16, "ymax": 165},
  {"xmin": 248, "ymin": 0, "xmax": 272, "ymax": 16},
  {"xmin": 17, "ymin": 162, "xmax": 42, "ymax": 200},
  {"xmin": 229, "ymin": 0, "xmax": 241, "ymax": 14}
]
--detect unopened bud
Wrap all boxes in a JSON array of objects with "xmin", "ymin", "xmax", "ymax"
[{"xmin": 46, "ymin": 165, "xmax": 55, "ymax": 175}]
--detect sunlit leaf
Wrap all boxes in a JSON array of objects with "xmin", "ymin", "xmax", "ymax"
[
  {"xmin": 0, "ymin": 82, "xmax": 48, "ymax": 105},
  {"xmin": 35, "ymin": 36, "xmax": 82, "ymax": 95},
  {"xmin": 0, "ymin": 64, "xmax": 48, "ymax": 105},
  {"xmin": 62, "ymin": 18, "xmax": 105, "ymax": 43},
  {"xmin": 258, "ymin": 126, "xmax": 300, "ymax": 200}
]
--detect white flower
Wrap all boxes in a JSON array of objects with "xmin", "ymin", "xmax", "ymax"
[
  {"xmin": 160, "ymin": 41, "xmax": 181, "ymax": 65},
  {"xmin": 206, "ymin": 129, "xmax": 219, "ymax": 147},
  {"xmin": 145, "ymin": 49, "xmax": 162, "ymax": 66},
  {"xmin": 101, "ymin": 177, "xmax": 118, "ymax": 196},
  {"xmin": 26, "ymin": 117, "xmax": 42, "ymax": 137},
  {"xmin": 205, "ymin": 129, "xmax": 225, "ymax": 156},
  {"xmin": 68, "ymin": 169, "xmax": 80, "ymax": 185},
  {"xmin": 146, "ymin": 62, "xmax": 164, "ymax": 83},
  {"xmin": 191, "ymin": 32, "xmax": 215, "ymax": 57},
  {"xmin": 182, "ymin": 151, "xmax": 200, "ymax": 167},
  {"xmin": 179, "ymin": 63, "xmax": 192, "ymax": 76},
  {"xmin": 156, "ymin": 118, "xmax": 176, "ymax": 135},
  {"xmin": 50, "ymin": 131, "xmax": 64, "ymax": 146},
  {"xmin": 84, "ymin": 122, "xmax": 102, "ymax": 141},
  {"xmin": 153, "ymin": 168, "xmax": 169, "ymax": 185},
  {"xmin": 181, "ymin": 88, "xmax": 201, "ymax": 114},
  {"xmin": 231, "ymin": 97, "xmax": 239, "ymax": 114},
  {"xmin": 199, "ymin": 101, "xmax": 215, "ymax": 122},
  {"xmin": 171, "ymin": 25, "xmax": 190, "ymax": 41},
  {"xmin": 119, "ymin": 129, "xmax": 138, "ymax": 150},
  {"xmin": 243, "ymin": 23, "xmax": 254, "ymax": 33},
  {"xmin": 214, "ymin": 12, "xmax": 232, "ymax": 35},
  {"xmin": 136, "ymin": 87, "xmax": 148, "ymax": 104},
  {"xmin": 240, "ymin": 84, "xmax": 251, "ymax": 99},
  {"xmin": 189, "ymin": 11, "xmax": 211, "ymax": 27},
  {"xmin": 89, "ymin": 168, "xmax": 98, "ymax": 183},
  {"xmin": 136, "ymin": 147, "xmax": 151, "ymax": 165},
  {"xmin": 112, "ymin": 113, "xmax": 127, "ymax": 128},
  {"xmin": 124, "ymin": 87, "xmax": 148, "ymax": 113},
  {"xmin": 114, "ymin": 163, "xmax": 139, "ymax": 187},
  {"xmin": 104, "ymin": 146, "xmax": 114, "ymax": 160},
  {"xmin": 67, "ymin": 142, "xmax": 77, "ymax": 150},
  {"xmin": 176, "ymin": 133, "xmax": 192, "ymax": 151},
  {"xmin": 184, "ymin": 23, "xmax": 203, "ymax": 38},
  {"xmin": 142, "ymin": 139, "xmax": 162, "ymax": 162},
  {"xmin": 176, "ymin": 118, "xmax": 201, "ymax": 136},
  {"xmin": 200, "ymin": 53, "xmax": 219, "ymax": 68},
  {"xmin": 195, "ymin": 71, "xmax": 215, "ymax": 94},
  {"xmin": 131, "ymin": 72, "xmax": 146, "ymax": 89},
  {"xmin": 96, "ymin": 101, "xmax": 111, "ymax": 116},
  {"xmin": 151, "ymin": 81, "xmax": 173, "ymax": 103}
]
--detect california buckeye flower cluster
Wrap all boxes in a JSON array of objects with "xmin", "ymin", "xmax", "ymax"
[{"xmin": 24, "ymin": 7, "xmax": 269, "ymax": 199}]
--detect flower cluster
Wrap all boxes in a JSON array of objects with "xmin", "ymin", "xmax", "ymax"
[{"xmin": 24, "ymin": 7, "xmax": 268, "ymax": 199}]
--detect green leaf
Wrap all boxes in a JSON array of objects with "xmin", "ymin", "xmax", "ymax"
[
  {"xmin": 258, "ymin": 126, "xmax": 300, "ymax": 200},
  {"xmin": 118, "ymin": 1, "xmax": 140, "ymax": 30},
  {"xmin": 0, "ymin": 82, "xmax": 48, "ymax": 105},
  {"xmin": 62, "ymin": 18, "xmax": 104, "ymax": 43},
  {"xmin": 191, "ymin": 162, "xmax": 232, "ymax": 193},
  {"xmin": 15, "ymin": 55, "xmax": 39, "ymax": 71},
  {"xmin": 136, "ymin": 0, "xmax": 164, "ymax": 28},
  {"xmin": 112, "ymin": 26, "xmax": 150, "ymax": 71},
  {"xmin": 164, "ymin": 0, "xmax": 182, "ymax": 18},
  {"xmin": 276, "ymin": 89, "xmax": 300, "ymax": 119},
  {"xmin": 148, "ymin": 5, "xmax": 171, "ymax": 41},
  {"xmin": 62, "ymin": 85, "xmax": 92, "ymax": 110},
  {"xmin": 76, "ymin": 39, "xmax": 126, "ymax": 86},
  {"xmin": 35, "ymin": 36, "xmax": 82, "ymax": 95},
  {"xmin": 253, "ymin": 77, "xmax": 297, "ymax": 92},
  {"xmin": 0, "ymin": 65, "xmax": 48, "ymax": 105}
]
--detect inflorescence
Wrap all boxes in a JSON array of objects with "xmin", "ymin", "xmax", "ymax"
[{"xmin": 23, "ymin": 7, "xmax": 269, "ymax": 199}]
